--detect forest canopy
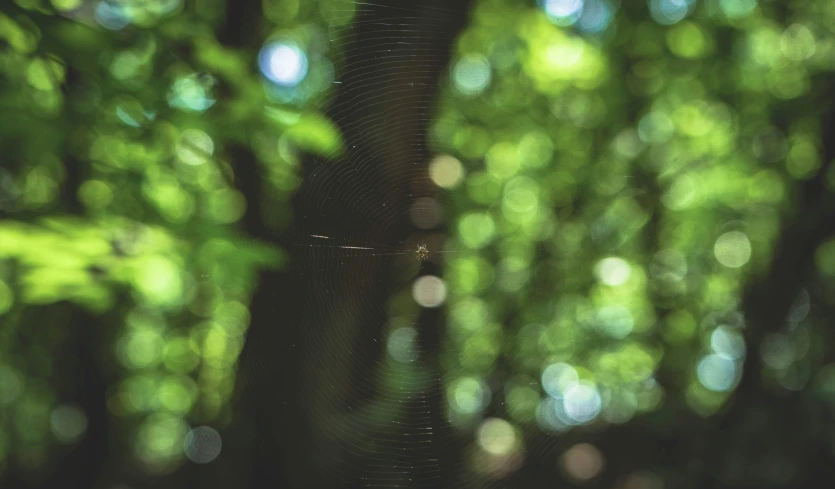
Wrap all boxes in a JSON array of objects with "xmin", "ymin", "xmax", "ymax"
[{"xmin": 2, "ymin": 0, "xmax": 835, "ymax": 488}]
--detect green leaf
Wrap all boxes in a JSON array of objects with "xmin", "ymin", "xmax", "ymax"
[
  {"xmin": 267, "ymin": 111, "xmax": 344, "ymax": 158},
  {"xmin": 264, "ymin": 106, "xmax": 301, "ymax": 126}
]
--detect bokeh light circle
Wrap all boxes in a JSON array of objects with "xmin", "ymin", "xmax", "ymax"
[
  {"xmin": 477, "ymin": 418, "xmax": 516, "ymax": 455},
  {"xmin": 183, "ymin": 425, "xmax": 223, "ymax": 464},
  {"xmin": 452, "ymin": 55, "xmax": 492, "ymax": 96},
  {"xmin": 562, "ymin": 381, "xmax": 602, "ymax": 424},
  {"xmin": 595, "ymin": 257, "xmax": 631, "ymax": 286},
  {"xmin": 714, "ymin": 231, "xmax": 752, "ymax": 268},
  {"xmin": 542, "ymin": 0, "xmax": 585, "ymax": 25},
  {"xmin": 412, "ymin": 275, "xmax": 447, "ymax": 308},
  {"xmin": 50, "ymin": 405, "xmax": 88, "ymax": 443},
  {"xmin": 560, "ymin": 443, "xmax": 605, "ymax": 482},
  {"xmin": 429, "ymin": 154, "xmax": 465, "ymax": 188},
  {"xmin": 697, "ymin": 354, "xmax": 737, "ymax": 392},
  {"xmin": 259, "ymin": 41, "xmax": 309, "ymax": 87},
  {"xmin": 542, "ymin": 362, "xmax": 579, "ymax": 399}
]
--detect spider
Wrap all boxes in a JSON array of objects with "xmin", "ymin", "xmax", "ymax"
[{"xmin": 415, "ymin": 244, "xmax": 429, "ymax": 260}]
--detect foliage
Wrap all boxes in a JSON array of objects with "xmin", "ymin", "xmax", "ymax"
[
  {"xmin": 0, "ymin": 0, "xmax": 346, "ymax": 475},
  {"xmin": 431, "ymin": 0, "xmax": 835, "ymax": 478},
  {"xmin": 4, "ymin": 0, "xmax": 835, "ymax": 486}
]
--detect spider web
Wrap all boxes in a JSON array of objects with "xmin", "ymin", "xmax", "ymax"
[{"xmin": 238, "ymin": 2, "xmax": 507, "ymax": 488}]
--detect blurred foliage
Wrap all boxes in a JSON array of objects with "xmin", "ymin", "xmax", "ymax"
[
  {"xmin": 0, "ymin": 0, "xmax": 349, "ymax": 475},
  {"xmin": 427, "ymin": 0, "xmax": 835, "ymax": 476},
  {"xmin": 6, "ymin": 0, "xmax": 835, "ymax": 485}
]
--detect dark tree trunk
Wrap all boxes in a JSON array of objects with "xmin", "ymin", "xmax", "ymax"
[{"xmin": 233, "ymin": 1, "xmax": 472, "ymax": 488}]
